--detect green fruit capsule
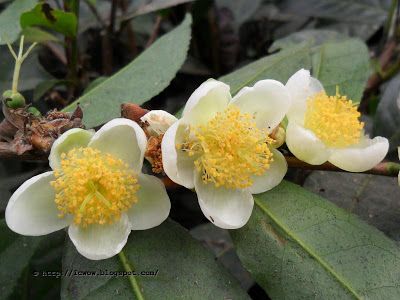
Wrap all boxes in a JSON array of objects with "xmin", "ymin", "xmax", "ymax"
[{"xmin": 3, "ymin": 90, "xmax": 26, "ymax": 108}]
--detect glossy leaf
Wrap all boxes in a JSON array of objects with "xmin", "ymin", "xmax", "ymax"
[
  {"xmin": 20, "ymin": 3, "xmax": 78, "ymax": 37},
  {"xmin": 63, "ymin": 14, "xmax": 192, "ymax": 128},
  {"xmin": 0, "ymin": 0, "xmax": 37, "ymax": 45},
  {"xmin": 61, "ymin": 219, "xmax": 249, "ymax": 299},
  {"xmin": 231, "ymin": 181, "xmax": 400, "ymax": 299}
]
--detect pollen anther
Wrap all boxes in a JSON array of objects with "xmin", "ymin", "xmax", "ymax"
[
  {"xmin": 179, "ymin": 106, "xmax": 274, "ymax": 189},
  {"xmin": 51, "ymin": 147, "xmax": 139, "ymax": 227},
  {"xmin": 304, "ymin": 91, "xmax": 364, "ymax": 148}
]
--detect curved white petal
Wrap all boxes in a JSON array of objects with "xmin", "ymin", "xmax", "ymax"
[
  {"xmin": 161, "ymin": 120, "xmax": 195, "ymax": 189},
  {"xmin": 328, "ymin": 136, "xmax": 389, "ymax": 172},
  {"xmin": 286, "ymin": 69, "xmax": 324, "ymax": 124},
  {"xmin": 230, "ymin": 80, "xmax": 291, "ymax": 131},
  {"xmin": 68, "ymin": 214, "xmax": 131, "ymax": 260},
  {"xmin": 88, "ymin": 118, "xmax": 147, "ymax": 173},
  {"xmin": 286, "ymin": 121, "xmax": 330, "ymax": 165},
  {"xmin": 6, "ymin": 171, "xmax": 71, "ymax": 236},
  {"xmin": 182, "ymin": 79, "xmax": 230, "ymax": 126},
  {"xmin": 49, "ymin": 128, "xmax": 94, "ymax": 170},
  {"xmin": 249, "ymin": 149, "xmax": 287, "ymax": 194},
  {"xmin": 140, "ymin": 110, "xmax": 178, "ymax": 136},
  {"xmin": 127, "ymin": 173, "xmax": 170, "ymax": 230},
  {"xmin": 194, "ymin": 172, "xmax": 254, "ymax": 229}
]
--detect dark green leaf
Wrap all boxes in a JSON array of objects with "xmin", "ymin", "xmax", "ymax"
[
  {"xmin": 0, "ymin": 219, "xmax": 43, "ymax": 299},
  {"xmin": 374, "ymin": 72, "xmax": 400, "ymax": 156},
  {"xmin": 33, "ymin": 79, "xmax": 68, "ymax": 102},
  {"xmin": 20, "ymin": 3, "xmax": 78, "ymax": 37},
  {"xmin": 231, "ymin": 181, "xmax": 400, "ymax": 299},
  {"xmin": 61, "ymin": 219, "xmax": 249, "ymax": 299},
  {"xmin": 63, "ymin": 14, "xmax": 192, "ymax": 128},
  {"xmin": 0, "ymin": 0, "xmax": 37, "ymax": 45}
]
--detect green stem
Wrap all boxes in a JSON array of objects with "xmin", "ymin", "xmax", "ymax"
[{"xmin": 118, "ymin": 250, "xmax": 145, "ymax": 300}]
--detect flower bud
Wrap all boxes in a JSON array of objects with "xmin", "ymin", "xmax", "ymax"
[{"xmin": 140, "ymin": 110, "xmax": 178, "ymax": 136}]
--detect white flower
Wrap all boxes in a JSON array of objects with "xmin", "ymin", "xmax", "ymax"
[
  {"xmin": 6, "ymin": 118, "xmax": 171, "ymax": 260},
  {"xmin": 285, "ymin": 69, "xmax": 389, "ymax": 172},
  {"xmin": 161, "ymin": 79, "xmax": 290, "ymax": 229}
]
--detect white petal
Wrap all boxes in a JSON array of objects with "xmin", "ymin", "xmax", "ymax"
[
  {"xmin": 88, "ymin": 118, "xmax": 147, "ymax": 173},
  {"xmin": 194, "ymin": 172, "xmax": 254, "ymax": 229},
  {"xmin": 5, "ymin": 171, "xmax": 71, "ymax": 236},
  {"xmin": 49, "ymin": 128, "xmax": 94, "ymax": 170},
  {"xmin": 230, "ymin": 80, "xmax": 291, "ymax": 131},
  {"xmin": 140, "ymin": 110, "xmax": 178, "ymax": 136},
  {"xmin": 286, "ymin": 69, "xmax": 324, "ymax": 124},
  {"xmin": 286, "ymin": 121, "xmax": 330, "ymax": 165},
  {"xmin": 127, "ymin": 173, "xmax": 170, "ymax": 230},
  {"xmin": 68, "ymin": 214, "xmax": 131, "ymax": 260},
  {"xmin": 249, "ymin": 149, "xmax": 287, "ymax": 194},
  {"xmin": 328, "ymin": 136, "xmax": 389, "ymax": 172},
  {"xmin": 161, "ymin": 120, "xmax": 195, "ymax": 189},
  {"xmin": 182, "ymin": 79, "xmax": 230, "ymax": 126}
]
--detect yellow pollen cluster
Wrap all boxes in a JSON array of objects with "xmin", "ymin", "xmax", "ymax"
[
  {"xmin": 304, "ymin": 92, "xmax": 364, "ymax": 148},
  {"xmin": 179, "ymin": 106, "xmax": 274, "ymax": 189},
  {"xmin": 51, "ymin": 147, "xmax": 139, "ymax": 227}
]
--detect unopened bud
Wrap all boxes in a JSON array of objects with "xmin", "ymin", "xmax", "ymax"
[
  {"xmin": 3, "ymin": 90, "xmax": 26, "ymax": 108},
  {"xmin": 140, "ymin": 110, "xmax": 178, "ymax": 136},
  {"xmin": 270, "ymin": 126, "xmax": 285, "ymax": 149}
]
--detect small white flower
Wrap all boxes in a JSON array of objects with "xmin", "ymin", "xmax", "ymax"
[
  {"xmin": 285, "ymin": 69, "xmax": 389, "ymax": 172},
  {"xmin": 161, "ymin": 79, "xmax": 290, "ymax": 229},
  {"xmin": 6, "ymin": 118, "xmax": 171, "ymax": 260}
]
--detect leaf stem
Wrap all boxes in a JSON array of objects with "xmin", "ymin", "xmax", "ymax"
[{"xmin": 118, "ymin": 250, "xmax": 145, "ymax": 300}]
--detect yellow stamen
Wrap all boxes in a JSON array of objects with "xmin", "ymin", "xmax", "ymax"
[
  {"xmin": 179, "ymin": 106, "xmax": 274, "ymax": 189},
  {"xmin": 304, "ymin": 91, "xmax": 364, "ymax": 148},
  {"xmin": 51, "ymin": 147, "xmax": 139, "ymax": 227}
]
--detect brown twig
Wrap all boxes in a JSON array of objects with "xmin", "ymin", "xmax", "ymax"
[{"xmin": 286, "ymin": 156, "xmax": 400, "ymax": 177}]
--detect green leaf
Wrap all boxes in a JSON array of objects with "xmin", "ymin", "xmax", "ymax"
[
  {"xmin": 61, "ymin": 219, "xmax": 249, "ymax": 299},
  {"xmin": 269, "ymin": 29, "xmax": 348, "ymax": 52},
  {"xmin": 63, "ymin": 14, "xmax": 192, "ymax": 128},
  {"xmin": 21, "ymin": 27, "xmax": 60, "ymax": 44},
  {"xmin": 312, "ymin": 39, "xmax": 370, "ymax": 103},
  {"xmin": 220, "ymin": 38, "xmax": 370, "ymax": 103},
  {"xmin": 0, "ymin": 219, "xmax": 42, "ymax": 299},
  {"xmin": 220, "ymin": 43, "xmax": 312, "ymax": 96},
  {"xmin": 231, "ymin": 181, "xmax": 400, "ymax": 299},
  {"xmin": 0, "ymin": 0, "xmax": 37, "ymax": 45},
  {"xmin": 374, "ymin": 72, "xmax": 400, "ymax": 156},
  {"xmin": 20, "ymin": 3, "xmax": 78, "ymax": 37}
]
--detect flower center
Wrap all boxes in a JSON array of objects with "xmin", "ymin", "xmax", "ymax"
[
  {"xmin": 304, "ymin": 91, "xmax": 364, "ymax": 148},
  {"xmin": 179, "ymin": 106, "xmax": 274, "ymax": 189},
  {"xmin": 51, "ymin": 147, "xmax": 139, "ymax": 227}
]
